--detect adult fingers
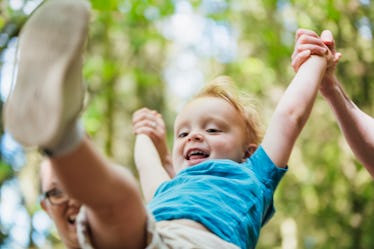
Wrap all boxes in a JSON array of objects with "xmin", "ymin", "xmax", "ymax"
[
  {"xmin": 291, "ymin": 50, "xmax": 311, "ymax": 72},
  {"xmin": 321, "ymin": 30, "xmax": 337, "ymax": 58}
]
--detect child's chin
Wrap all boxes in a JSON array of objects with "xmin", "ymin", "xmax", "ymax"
[{"xmin": 187, "ymin": 158, "xmax": 208, "ymax": 166}]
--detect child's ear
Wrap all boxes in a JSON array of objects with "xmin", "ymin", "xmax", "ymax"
[{"xmin": 242, "ymin": 144, "xmax": 257, "ymax": 160}]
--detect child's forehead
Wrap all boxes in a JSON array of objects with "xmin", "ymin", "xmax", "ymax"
[
  {"xmin": 179, "ymin": 96, "xmax": 231, "ymax": 115},
  {"xmin": 174, "ymin": 96, "xmax": 240, "ymax": 126},
  {"xmin": 188, "ymin": 96, "xmax": 232, "ymax": 108}
]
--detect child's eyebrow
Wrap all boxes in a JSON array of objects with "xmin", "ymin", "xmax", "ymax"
[{"xmin": 174, "ymin": 120, "xmax": 189, "ymax": 133}]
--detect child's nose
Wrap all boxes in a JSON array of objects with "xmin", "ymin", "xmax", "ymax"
[{"xmin": 188, "ymin": 131, "xmax": 203, "ymax": 142}]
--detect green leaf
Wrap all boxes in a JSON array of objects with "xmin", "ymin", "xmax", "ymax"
[{"xmin": 90, "ymin": 0, "xmax": 119, "ymax": 11}]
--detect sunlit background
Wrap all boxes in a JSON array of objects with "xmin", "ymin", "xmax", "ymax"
[{"xmin": 0, "ymin": 0, "xmax": 373, "ymax": 248}]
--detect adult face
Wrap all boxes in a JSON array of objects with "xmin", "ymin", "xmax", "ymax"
[
  {"xmin": 172, "ymin": 96, "xmax": 249, "ymax": 172},
  {"xmin": 40, "ymin": 160, "xmax": 81, "ymax": 249}
]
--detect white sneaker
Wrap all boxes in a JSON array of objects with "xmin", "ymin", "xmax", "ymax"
[{"xmin": 3, "ymin": 0, "xmax": 90, "ymax": 149}]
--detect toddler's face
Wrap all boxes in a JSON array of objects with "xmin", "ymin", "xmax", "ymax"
[{"xmin": 172, "ymin": 96, "xmax": 249, "ymax": 172}]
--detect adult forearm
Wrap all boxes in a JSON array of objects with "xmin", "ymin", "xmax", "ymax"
[{"xmin": 322, "ymin": 82, "xmax": 374, "ymax": 177}]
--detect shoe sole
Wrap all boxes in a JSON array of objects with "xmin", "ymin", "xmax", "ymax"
[{"xmin": 4, "ymin": 0, "xmax": 90, "ymax": 148}]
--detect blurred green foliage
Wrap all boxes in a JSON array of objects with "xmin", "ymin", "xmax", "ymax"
[{"xmin": 0, "ymin": 0, "xmax": 373, "ymax": 248}]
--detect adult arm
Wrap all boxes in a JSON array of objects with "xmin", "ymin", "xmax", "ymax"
[{"xmin": 320, "ymin": 77, "xmax": 374, "ymax": 177}]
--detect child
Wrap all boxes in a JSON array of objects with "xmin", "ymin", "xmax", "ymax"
[
  {"xmin": 292, "ymin": 28, "xmax": 374, "ymax": 177},
  {"xmin": 3, "ymin": 1, "xmax": 334, "ymax": 248}
]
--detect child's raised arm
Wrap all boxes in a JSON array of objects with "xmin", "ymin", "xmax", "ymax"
[
  {"xmin": 262, "ymin": 30, "xmax": 333, "ymax": 168},
  {"xmin": 132, "ymin": 108, "xmax": 172, "ymax": 202}
]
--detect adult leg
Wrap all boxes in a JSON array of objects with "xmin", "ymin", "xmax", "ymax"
[{"xmin": 4, "ymin": 1, "xmax": 147, "ymax": 248}]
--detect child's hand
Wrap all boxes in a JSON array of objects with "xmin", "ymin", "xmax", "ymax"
[
  {"xmin": 132, "ymin": 108, "xmax": 175, "ymax": 177},
  {"xmin": 291, "ymin": 29, "xmax": 328, "ymax": 72},
  {"xmin": 291, "ymin": 29, "xmax": 342, "ymax": 93}
]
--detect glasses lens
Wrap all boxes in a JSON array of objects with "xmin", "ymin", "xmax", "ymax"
[{"xmin": 46, "ymin": 188, "xmax": 69, "ymax": 205}]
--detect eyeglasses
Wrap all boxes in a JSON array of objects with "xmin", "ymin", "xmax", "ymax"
[{"xmin": 41, "ymin": 188, "xmax": 69, "ymax": 205}]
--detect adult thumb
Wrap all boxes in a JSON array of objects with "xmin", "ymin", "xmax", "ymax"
[{"xmin": 321, "ymin": 30, "xmax": 333, "ymax": 45}]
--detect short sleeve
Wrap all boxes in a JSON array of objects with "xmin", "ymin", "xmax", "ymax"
[{"xmin": 247, "ymin": 145, "xmax": 287, "ymax": 191}]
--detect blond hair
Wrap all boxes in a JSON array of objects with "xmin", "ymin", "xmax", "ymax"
[{"xmin": 193, "ymin": 75, "xmax": 263, "ymax": 145}]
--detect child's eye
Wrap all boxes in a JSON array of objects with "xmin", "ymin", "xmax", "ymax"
[
  {"xmin": 206, "ymin": 128, "xmax": 220, "ymax": 133},
  {"xmin": 178, "ymin": 132, "xmax": 188, "ymax": 138}
]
